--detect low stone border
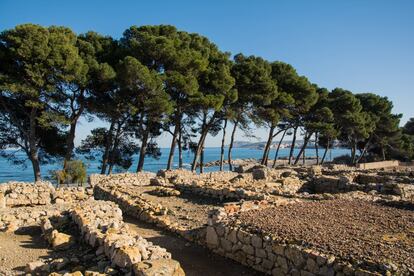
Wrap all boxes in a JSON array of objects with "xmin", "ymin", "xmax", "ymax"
[
  {"xmin": 0, "ymin": 181, "xmax": 93, "ymax": 208},
  {"xmin": 70, "ymin": 199, "xmax": 184, "ymax": 274},
  {"xmin": 93, "ymin": 184, "xmax": 205, "ymax": 243},
  {"xmin": 205, "ymin": 200, "xmax": 405, "ymax": 275},
  {"xmin": 312, "ymin": 174, "xmax": 414, "ymax": 200},
  {"xmin": 89, "ymin": 172, "xmax": 155, "ymax": 187},
  {"xmin": 0, "ymin": 204, "xmax": 69, "ymax": 232}
]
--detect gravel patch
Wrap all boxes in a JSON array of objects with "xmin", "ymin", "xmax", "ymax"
[{"xmin": 233, "ymin": 199, "xmax": 414, "ymax": 269}]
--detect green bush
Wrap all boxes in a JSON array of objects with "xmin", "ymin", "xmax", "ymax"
[
  {"xmin": 332, "ymin": 154, "xmax": 352, "ymax": 164},
  {"xmin": 53, "ymin": 160, "xmax": 87, "ymax": 185}
]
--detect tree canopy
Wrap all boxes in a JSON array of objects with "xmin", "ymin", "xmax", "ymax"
[{"xmin": 0, "ymin": 23, "xmax": 411, "ymax": 180}]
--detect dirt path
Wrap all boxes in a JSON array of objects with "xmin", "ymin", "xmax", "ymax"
[
  {"xmin": 124, "ymin": 217, "xmax": 263, "ymax": 276},
  {"xmin": 0, "ymin": 227, "xmax": 51, "ymax": 275}
]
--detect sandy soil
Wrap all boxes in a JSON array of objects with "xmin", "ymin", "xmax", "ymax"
[
  {"xmin": 136, "ymin": 185, "xmax": 229, "ymax": 230},
  {"xmin": 234, "ymin": 199, "xmax": 414, "ymax": 269},
  {"xmin": 125, "ymin": 217, "xmax": 263, "ymax": 276},
  {"xmin": 0, "ymin": 227, "xmax": 51, "ymax": 275}
]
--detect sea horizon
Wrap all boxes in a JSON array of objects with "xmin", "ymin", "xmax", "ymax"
[{"xmin": 0, "ymin": 147, "xmax": 350, "ymax": 183}]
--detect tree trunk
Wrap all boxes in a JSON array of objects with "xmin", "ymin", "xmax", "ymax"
[
  {"xmin": 29, "ymin": 108, "xmax": 41, "ymax": 181},
  {"xmin": 294, "ymin": 132, "xmax": 311, "ymax": 165},
  {"xmin": 64, "ymin": 104, "xmax": 84, "ymax": 169},
  {"xmin": 191, "ymin": 129, "xmax": 208, "ymax": 172},
  {"xmin": 315, "ymin": 132, "xmax": 319, "ymax": 165},
  {"xmin": 63, "ymin": 120, "xmax": 77, "ymax": 170},
  {"xmin": 302, "ymin": 145, "xmax": 306, "ymax": 165},
  {"xmin": 228, "ymin": 120, "xmax": 238, "ymax": 171},
  {"xmin": 356, "ymin": 137, "xmax": 373, "ymax": 164},
  {"xmin": 29, "ymin": 150, "xmax": 41, "ymax": 182},
  {"xmin": 178, "ymin": 126, "xmax": 183, "ymax": 168},
  {"xmin": 261, "ymin": 125, "xmax": 275, "ymax": 165},
  {"xmin": 200, "ymin": 146, "xmax": 204, "ymax": 173},
  {"xmin": 321, "ymin": 140, "xmax": 329, "ymax": 165},
  {"xmin": 108, "ymin": 164, "xmax": 114, "ymax": 175},
  {"xmin": 107, "ymin": 121, "xmax": 123, "ymax": 175},
  {"xmin": 137, "ymin": 129, "xmax": 149, "ymax": 172},
  {"xmin": 167, "ymin": 117, "xmax": 180, "ymax": 170},
  {"xmin": 272, "ymin": 128, "xmax": 288, "ymax": 168},
  {"xmin": 288, "ymin": 127, "xmax": 298, "ymax": 165},
  {"xmin": 219, "ymin": 118, "xmax": 228, "ymax": 171},
  {"xmin": 101, "ymin": 121, "xmax": 115, "ymax": 174},
  {"xmin": 350, "ymin": 141, "xmax": 357, "ymax": 165}
]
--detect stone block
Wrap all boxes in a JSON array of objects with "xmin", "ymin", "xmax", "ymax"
[{"xmin": 133, "ymin": 259, "xmax": 185, "ymax": 276}]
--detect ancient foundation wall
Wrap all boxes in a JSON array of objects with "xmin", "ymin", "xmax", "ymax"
[
  {"xmin": 89, "ymin": 172, "xmax": 155, "ymax": 187},
  {"xmin": 356, "ymin": 160, "xmax": 399, "ymax": 170},
  {"xmin": 206, "ymin": 201, "xmax": 397, "ymax": 275},
  {"xmin": 160, "ymin": 168, "xmax": 305, "ymax": 200},
  {"xmin": 0, "ymin": 181, "xmax": 93, "ymax": 208},
  {"xmin": 69, "ymin": 199, "xmax": 184, "ymax": 274},
  {"xmin": 312, "ymin": 174, "xmax": 414, "ymax": 200},
  {"xmin": 93, "ymin": 184, "xmax": 205, "ymax": 243}
]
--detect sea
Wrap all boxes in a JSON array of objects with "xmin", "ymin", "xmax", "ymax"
[{"xmin": 0, "ymin": 147, "xmax": 350, "ymax": 183}]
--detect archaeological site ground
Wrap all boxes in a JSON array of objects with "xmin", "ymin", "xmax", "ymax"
[{"xmin": 0, "ymin": 160, "xmax": 413, "ymax": 276}]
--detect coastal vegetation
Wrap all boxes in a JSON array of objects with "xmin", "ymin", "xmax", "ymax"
[{"xmin": 0, "ymin": 24, "xmax": 413, "ymax": 180}]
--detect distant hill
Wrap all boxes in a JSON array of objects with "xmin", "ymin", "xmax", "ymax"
[
  {"xmin": 231, "ymin": 140, "xmax": 344, "ymax": 149},
  {"xmin": 231, "ymin": 140, "xmax": 304, "ymax": 149}
]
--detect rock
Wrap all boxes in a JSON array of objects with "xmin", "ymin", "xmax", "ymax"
[
  {"xmin": 251, "ymin": 235, "xmax": 263, "ymax": 248},
  {"xmin": 6, "ymin": 221, "xmax": 19, "ymax": 232},
  {"xmin": 206, "ymin": 226, "xmax": 219, "ymax": 247},
  {"xmin": 0, "ymin": 192, "xmax": 6, "ymax": 209},
  {"xmin": 252, "ymin": 168, "xmax": 268, "ymax": 180},
  {"xmin": 51, "ymin": 230, "xmax": 75, "ymax": 250},
  {"xmin": 133, "ymin": 259, "xmax": 185, "ymax": 276},
  {"xmin": 25, "ymin": 260, "xmax": 48, "ymax": 273},
  {"xmin": 112, "ymin": 246, "xmax": 142, "ymax": 268},
  {"xmin": 66, "ymin": 271, "xmax": 83, "ymax": 276},
  {"xmin": 51, "ymin": 257, "xmax": 70, "ymax": 270}
]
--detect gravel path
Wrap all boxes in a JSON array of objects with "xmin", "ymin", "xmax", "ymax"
[
  {"xmin": 125, "ymin": 217, "xmax": 263, "ymax": 276},
  {"xmin": 233, "ymin": 199, "xmax": 414, "ymax": 269}
]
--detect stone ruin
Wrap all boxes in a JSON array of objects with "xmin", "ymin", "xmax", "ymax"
[
  {"xmin": 0, "ymin": 181, "xmax": 94, "ymax": 208},
  {"xmin": 1, "ymin": 162, "xmax": 413, "ymax": 275},
  {"xmin": 206, "ymin": 198, "xmax": 414, "ymax": 275}
]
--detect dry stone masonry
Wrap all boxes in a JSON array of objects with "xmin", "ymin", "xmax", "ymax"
[
  {"xmin": 70, "ymin": 199, "xmax": 184, "ymax": 275},
  {"xmin": 206, "ymin": 198, "xmax": 414, "ymax": 275},
  {"xmin": 0, "ymin": 181, "xmax": 93, "ymax": 208}
]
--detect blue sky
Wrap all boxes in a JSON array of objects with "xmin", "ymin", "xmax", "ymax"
[{"xmin": 1, "ymin": 0, "xmax": 413, "ymax": 147}]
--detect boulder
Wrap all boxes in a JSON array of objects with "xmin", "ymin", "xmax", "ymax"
[
  {"xmin": 206, "ymin": 226, "xmax": 219, "ymax": 247},
  {"xmin": 252, "ymin": 167, "xmax": 269, "ymax": 180},
  {"xmin": 25, "ymin": 260, "xmax": 49, "ymax": 273},
  {"xmin": 112, "ymin": 246, "xmax": 142, "ymax": 268},
  {"xmin": 51, "ymin": 230, "xmax": 75, "ymax": 250},
  {"xmin": 133, "ymin": 259, "xmax": 185, "ymax": 276}
]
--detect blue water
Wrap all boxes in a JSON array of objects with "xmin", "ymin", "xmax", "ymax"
[{"xmin": 0, "ymin": 147, "xmax": 349, "ymax": 183}]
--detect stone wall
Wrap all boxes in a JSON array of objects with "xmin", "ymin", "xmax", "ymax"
[
  {"xmin": 70, "ymin": 199, "xmax": 184, "ymax": 275},
  {"xmin": 159, "ymin": 168, "xmax": 306, "ymax": 200},
  {"xmin": 93, "ymin": 183, "xmax": 205, "ymax": 243},
  {"xmin": 0, "ymin": 204, "xmax": 68, "ymax": 232},
  {"xmin": 0, "ymin": 181, "xmax": 93, "ymax": 208},
  {"xmin": 312, "ymin": 173, "xmax": 414, "ymax": 200},
  {"xmin": 205, "ymin": 201, "xmax": 397, "ymax": 275},
  {"xmin": 0, "ymin": 181, "xmax": 54, "ymax": 207},
  {"xmin": 89, "ymin": 172, "xmax": 155, "ymax": 187},
  {"xmin": 356, "ymin": 160, "xmax": 399, "ymax": 170}
]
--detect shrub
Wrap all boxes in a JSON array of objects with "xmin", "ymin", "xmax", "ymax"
[
  {"xmin": 332, "ymin": 154, "xmax": 352, "ymax": 164},
  {"xmin": 53, "ymin": 160, "xmax": 87, "ymax": 185}
]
